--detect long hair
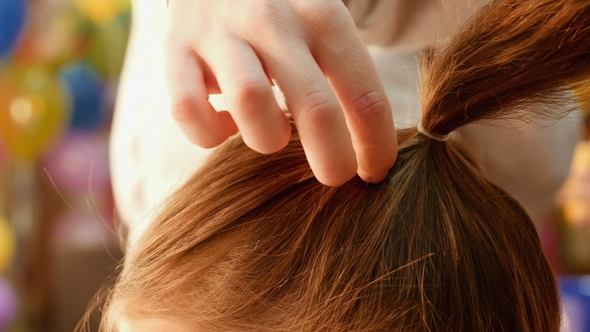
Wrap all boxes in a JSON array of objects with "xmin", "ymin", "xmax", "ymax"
[{"xmin": 96, "ymin": 0, "xmax": 590, "ymax": 331}]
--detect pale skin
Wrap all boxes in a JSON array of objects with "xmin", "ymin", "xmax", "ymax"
[{"xmin": 164, "ymin": 0, "xmax": 398, "ymax": 186}]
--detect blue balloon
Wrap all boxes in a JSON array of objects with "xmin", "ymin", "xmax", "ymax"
[
  {"xmin": 59, "ymin": 62, "xmax": 105, "ymax": 130},
  {"xmin": 560, "ymin": 275, "xmax": 590, "ymax": 332},
  {"xmin": 0, "ymin": 0, "xmax": 26, "ymax": 59}
]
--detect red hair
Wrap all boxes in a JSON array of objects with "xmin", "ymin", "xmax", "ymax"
[{"xmin": 87, "ymin": 0, "xmax": 590, "ymax": 330}]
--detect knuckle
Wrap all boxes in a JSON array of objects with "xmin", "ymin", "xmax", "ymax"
[
  {"xmin": 252, "ymin": 0, "xmax": 283, "ymax": 18},
  {"xmin": 170, "ymin": 95, "xmax": 198, "ymax": 124},
  {"xmin": 296, "ymin": 1, "xmax": 338, "ymax": 21},
  {"xmin": 300, "ymin": 90, "xmax": 338, "ymax": 125},
  {"xmin": 163, "ymin": 34, "xmax": 186, "ymax": 60},
  {"xmin": 296, "ymin": 1, "xmax": 349, "ymax": 35},
  {"xmin": 349, "ymin": 90, "xmax": 389, "ymax": 125},
  {"xmin": 238, "ymin": 0, "xmax": 288, "ymax": 32},
  {"xmin": 227, "ymin": 74, "xmax": 269, "ymax": 111}
]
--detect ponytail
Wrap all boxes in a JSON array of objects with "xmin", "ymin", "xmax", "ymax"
[
  {"xmin": 422, "ymin": 0, "xmax": 590, "ymax": 136},
  {"xmin": 92, "ymin": 1, "xmax": 590, "ymax": 331}
]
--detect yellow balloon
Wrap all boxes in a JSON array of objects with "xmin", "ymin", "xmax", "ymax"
[
  {"xmin": 562, "ymin": 142, "xmax": 590, "ymax": 226},
  {"xmin": 0, "ymin": 217, "xmax": 16, "ymax": 273},
  {"xmin": 0, "ymin": 66, "xmax": 69, "ymax": 161},
  {"xmin": 71, "ymin": 0, "xmax": 130, "ymax": 25}
]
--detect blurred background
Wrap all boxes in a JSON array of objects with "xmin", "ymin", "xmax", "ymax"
[
  {"xmin": 0, "ymin": 0, "xmax": 127, "ymax": 330},
  {"xmin": 0, "ymin": 0, "xmax": 589, "ymax": 331}
]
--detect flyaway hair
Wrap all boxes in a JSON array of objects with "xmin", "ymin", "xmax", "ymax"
[
  {"xmin": 421, "ymin": 0, "xmax": 590, "ymax": 134},
  {"xmin": 91, "ymin": 0, "xmax": 590, "ymax": 331}
]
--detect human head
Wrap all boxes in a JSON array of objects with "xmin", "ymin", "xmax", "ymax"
[{"xmin": 94, "ymin": 0, "xmax": 590, "ymax": 330}]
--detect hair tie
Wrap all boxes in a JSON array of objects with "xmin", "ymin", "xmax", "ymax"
[{"xmin": 417, "ymin": 124, "xmax": 450, "ymax": 142}]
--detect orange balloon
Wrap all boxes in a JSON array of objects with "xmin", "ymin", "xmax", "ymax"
[{"xmin": 0, "ymin": 65, "xmax": 69, "ymax": 161}]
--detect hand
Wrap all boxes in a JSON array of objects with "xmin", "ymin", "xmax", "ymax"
[{"xmin": 164, "ymin": 0, "xmax": 397, "ymax": 186}]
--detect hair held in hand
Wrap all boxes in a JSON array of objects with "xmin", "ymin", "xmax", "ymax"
[{"xmin": 90, "ymin": 1, "xmax": 590, "ymax": 331}]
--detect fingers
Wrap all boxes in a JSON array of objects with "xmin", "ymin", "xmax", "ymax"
[
  {"xmin": 311, "ymin": 9, "xmax": 398, "ymax": 183},
  {"xmin": 265, "ymin": 42, "xmax": 358, "ymax": 186},
  {"xmin": 202, "ymin": 37, "xmax": 291, "ymax": 154},
  {"xmin": 164, "ymin": 0, "xmax": 397, "ymax": 186},
  {"xmin": 165, "ymin": 46, "xmax": 238, "ymax": 148}
]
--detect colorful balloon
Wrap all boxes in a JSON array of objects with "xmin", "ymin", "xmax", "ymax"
[
  {"xmin": 42, "ymin": 132, "xmax": 109, "ymax": 194},
  {"xmin": 0, "ymin": 217, "xmax": 16, "ymax": 273},
  {"xmin": 0, "ymin": 65, "xmax": 69, "ymax": 161},
  {"xmin": 0, "ymin": 277, "xmax": 18, "ymax": 330},
  {"xmin": 85, "ymin": 13, "xmax": 130, "ymax": 80},
  {"xmin": 0, "ymin": 141, "xmax": 7, "ymax": 166},
  {"xmin": 13, "ymin": 4, "xmax": 91, "ymax": 68},
  {"xmin": 0, "ymin": 0, "xmax": 27, "ymax": 60},
  {"xmin": 70, "ymin": 0, "xmax": 130, "ymax": 25},
  {"xmin": 51, "ymin": 209, "xmax": 112, "ymax": 251},
  {"xmin": 560, "ymin": 276, "xmax": 590, "ymax": 332},
  {"xmin": 59, "ymin": 62, "xmax": 105, "ymax": 130},
  {"xmin": 561, "ymin": 141, "xmax": 590, "ymax": 226}
]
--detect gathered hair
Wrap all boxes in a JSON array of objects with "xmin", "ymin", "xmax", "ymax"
[{"xmin": 92, "ymin": 0, "xmax": 590, "ymax": 331}]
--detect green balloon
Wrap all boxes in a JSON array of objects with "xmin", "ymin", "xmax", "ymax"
[{"xmin": 85, "ymin": 13, "xmax": 130, "ymax": 80}]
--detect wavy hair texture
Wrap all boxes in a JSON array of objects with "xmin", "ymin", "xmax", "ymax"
[{"xmin": 90, "ymin": 0, "xmax": 590, "ymax": 331}]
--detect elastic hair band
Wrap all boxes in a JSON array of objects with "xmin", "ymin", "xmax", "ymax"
[{"xmin": 417, "ymin": 123, "xmax": 450, "ymax": 142}]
